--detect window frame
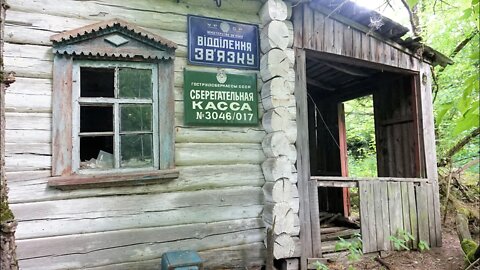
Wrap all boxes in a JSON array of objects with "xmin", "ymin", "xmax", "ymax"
[
  {"xmin": 48, "ymin": 20, "xmax": 178, "ymax": 189},
  {"xmin": 72, "ymin": 60, "xmax": 160, "ymax": 174}
]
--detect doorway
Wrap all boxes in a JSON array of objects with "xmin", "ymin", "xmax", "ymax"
[{"xmin": 305, "ymin": 51, "xmax": 426, "ymax": 255}]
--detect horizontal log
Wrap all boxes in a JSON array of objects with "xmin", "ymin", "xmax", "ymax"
[
  {"xmin": 5, "ymin": 143, "xmax": 51, "ymax": 156},
  {"xmin": 175, "ymin": 143, "xmax": 265, "ymax": 166},
  {"xmin": 79, "ymin": 242, "xmax": 265, "ymax": 270},
  {"xmin": 8, "ymin": 164, "xmax": 264, "ymax": 203},
  {"xmin": 47, "ymin": 169, "xmax": 180, "ymax": 190},
  {"xmin": 175, "ymin": 127, "xmax": 265, "ymax": 143},
  {"xmin": 198, "ymin": 242, "xmax": 265, "ymax": 269},
  {"xmin": 311, "ymin": 176, "xmax": 430, "ymax": 183},
  {"xmin": 16, "ymin": 218, "xmax": 264, "ymax": 269},
  {"xmin": 5, "ymin": 130, "xmax": 50, "ymax": 144},
  {"xmin": 6, "ymin": 170, "xmax": 51, "ymax": 182},
  {"xmin": 7, "ymin": 0, "xmax": 260, "ymax": 34},
  {"xmin": 5, "ymin": 112, "xmax": 51, "ymax": 130},
  {"xmin": 5, "ymin": 153, "xmax": 51, "ymax": 172},
  {"xmin": 12, "ymin": 186, "xmax": 263, "ymax": 239}
]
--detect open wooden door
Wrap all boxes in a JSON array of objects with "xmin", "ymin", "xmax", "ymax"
[{"xmin": 373, "ymin": 76, "xmax": 424, "ymax": 178}]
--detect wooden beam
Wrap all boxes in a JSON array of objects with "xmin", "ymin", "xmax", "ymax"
[
  {"xmin": 294, "ymin": 48, "xmax": 313, "ymax": 269},
  {"xmin": 306, "ymin": 78, "xmax": 336, "ymax": 91},
  {"xmin": 323, "ymin": 61, "xmax": 370, "ymax": 77},
  {"xmin": 311, "ymin": 176, "xmax": 429, "ymax": 183}
]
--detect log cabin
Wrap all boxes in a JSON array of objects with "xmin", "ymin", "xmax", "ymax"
[{"xmin": 0, "ymin": 0, "xmax": 452, "ymax": 269}]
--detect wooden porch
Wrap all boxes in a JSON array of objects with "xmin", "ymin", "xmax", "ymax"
[{"xmin": 307, "ymin": 176, "xmax": 441, "ymax": 266}]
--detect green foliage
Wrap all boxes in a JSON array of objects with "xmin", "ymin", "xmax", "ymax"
[
  {"xmin": 344, "ymin": 96, "xmax": 377, "ymax": 177},
  {"xmin": 313, "ymin": 261, "xmax": 329, "ymax": 270},
  {"xmin": 421, "ymin": 0, "xmax": 480, "ymax": 167},
  {"xmin": 0, "ymin": 201, "xmax": 14, "ymax": 223},
  {"xmin": 461, "ymin": 239, "xmax": 479, "ymax": 262},
  {"xmin": 389, "ymin": 229, "xmax": 414, "ymax": 251},
  {"xmin": 335, "ymin": 233, "xmax": 363, "ymax": 262},
  {"xmin": 418, "ymin": 240, "xmax": 430, "ymax": 252}
]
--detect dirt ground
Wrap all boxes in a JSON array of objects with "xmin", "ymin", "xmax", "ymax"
[{"xmin": 326, "ymin": 218, "xmax": 470, "ymax": 270}]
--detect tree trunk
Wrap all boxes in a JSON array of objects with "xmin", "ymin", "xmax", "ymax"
[{"xmin": 0, "ymin": 1, "xmax": 19, "ymax": 269}]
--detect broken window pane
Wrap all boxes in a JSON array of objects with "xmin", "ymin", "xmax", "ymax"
[
  {"xmin": 120, "ymin": 105, "xmax": 152, "ymax": 132},
  {"xmin": 80, "ymin": 106, "xmax": 113, "ymax": 132},
  {"xmin": 80, "ymin": 68, "xmax": 114, "ymax": 97},
  {"xmin": 120, "ymin": 134, "xmax": 153, "ymax": 168},
  {"xmin": 118, "ymin": 68, "xmax": 152, "ymax": 99},
  {"xmin": 80, "ymin": 136, "xmax": 114, "ymax": 169}
]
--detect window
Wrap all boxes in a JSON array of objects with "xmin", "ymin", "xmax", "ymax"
[
  {"xmin": 73, "ymin": 62, "xmax": 159, "ymax": 172},
  {"xmin": 48, "ymin": 19, "xmax": 178, "ymax": 189}
]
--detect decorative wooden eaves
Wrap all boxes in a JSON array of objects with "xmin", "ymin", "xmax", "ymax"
[{"xmin": 50, "ymin": 19, "xmax": 177, "ymax": 60}]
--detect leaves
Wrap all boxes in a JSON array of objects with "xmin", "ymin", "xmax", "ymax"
[{"xmin": 406, "ymin": 0, "xmax": 419, "ymax": 9}]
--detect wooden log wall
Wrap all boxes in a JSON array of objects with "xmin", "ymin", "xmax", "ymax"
[
  {"xmin": 259, "ymin": 0, "xmax": 301, "ymax": 261},
  {"xmin": 2, "ymin": 0, "xmax": 268, "ymax": 269},
  {"xmin": 359, "ymin": 181, "xmax": 440, "ymax": 253}
]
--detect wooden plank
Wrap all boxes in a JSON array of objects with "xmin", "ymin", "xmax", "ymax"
[
  {"xmin": 309, "ymin": 180, "xmax": 322, "ymax": 257},
  {"xmin": 360, "ymin": 32, "xmax": 370, "ymax": 61},
  {"xmin": 407, "ymin": 182, "xmax": 419, "ymax": 249},
  {"xmin": 175, "ymin": 143, "xmax": 265, "ymax": 166},
  {"xmin": 342, "ymin": 24, "xmax": 354, "ymax": 57},
  {"xmin": 322, "ymin": 15, "xmax": 335, "ymax": 54},
  {"xmin": 352, "ymin": 30, "xmax": 362, "ymax": 59},
  {"xmin": 294, "ymin": 48, "xmax": 312, "ymax": 269},
  {"xmin": 366, "ymin": 182, "xmax": 377, "ymax": 253},
  {"xmin": 16, "ymin": 219, "xmax": 264, "ymax": 270},
  {"xmin": 8, "ymin": 164, "xmax": 264, "ymax": 203},
  {"xmin": 51, "ymin": 55, "xmax": 72, "ymax": 176},
  {"xmin": 158, "ymin": 60, "xmax": 175, "ymax": 170},
  {"xmin": 316, "ymin": 181, "xmax": 357, "ymax": 188},
  {"xmin": 426, "ymin": 183, "xmax": 437, "ymax": 247},
  {"xmin": 358, "ymin": 182, "xmax": 371, "ymax": 253},
  {"xmin": 313, "ymin": 10, "xmax": 325, "ymax": 52},
  {"xmin": 373, "ymin": 182, "xmax": 385, "ymax": 251},
  {"xmin": 12, "ymin": 186, "xmax": 264, "ymax": 239},
  {"xmin": 6, "ymin": 0, "xmax": 260, "ymax": 34},
  {"xmin": 419, "ymin": 64, "xmax": 442, "ymax": 246},
  {"xmin": 302, "ymin": 4, "xmax": 314, "ymax": 49},
  {"xmin": 388, "ymin": 182, "xmax": 404, "ymax": 250},
  {"xmin": 415, "ymin": 184, "xmax": 430, "ymax": 245},
  {"xmin": 176, "ymin": 127, "xmax": 265, "ymax": 143},
  {"xmin": 380, "ymin": 182, "xmax": 391, "ymax": 250},
  {"xmin": 333, "ymin": 20, "xmax": 343, "ymax": 55},
  {"xmin": 311, "ymin": 176, "xmax": 429, "ymax": 183},
  {"xmin": 292, "ymin": 5, "xmax": 303, "ymax": 48},
  {"xmin": 400, "ymin": 182, "xmax": 413, "ymax": 248}
]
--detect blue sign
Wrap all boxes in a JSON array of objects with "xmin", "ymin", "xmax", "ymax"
[{"xmin": 188, "ymin": 15, "xmax": 259, "ymax": 70}]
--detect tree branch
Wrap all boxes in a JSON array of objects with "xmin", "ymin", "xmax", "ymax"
[
  {"xmin": 439, "ymin": 127, "xmax": 480, "ymax": 167},
  {"xmin": 400, "ymin": 0, "xmax": 422, "ymax": 37},
  {"xmin": 436, "ymin": 29, "xmax": 479, "ymax": 76}
]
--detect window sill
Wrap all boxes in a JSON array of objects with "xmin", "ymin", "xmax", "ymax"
[{"xmin": 47, "ymin": 169, "xmax": 179, "ymax": 190}]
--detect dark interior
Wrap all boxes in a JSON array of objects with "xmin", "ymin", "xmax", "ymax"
[{"xmin": 80, "ymin": 67, "xmax": 115, "ymax": 98}]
